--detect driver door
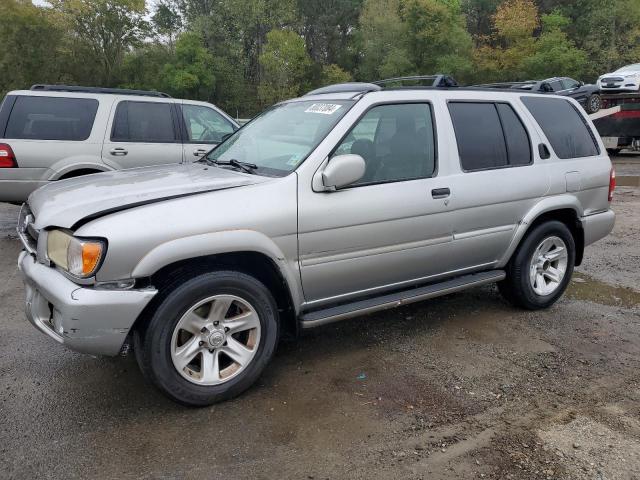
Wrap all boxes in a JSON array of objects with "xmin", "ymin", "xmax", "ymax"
[{"xmin": 180, "ymin": 102, "xmax": 237, "ymax": 162}]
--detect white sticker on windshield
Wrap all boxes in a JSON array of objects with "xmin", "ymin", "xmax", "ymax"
[{"xmin": 305, "ymin": 103, "xmax": 342, "ymax": 115}]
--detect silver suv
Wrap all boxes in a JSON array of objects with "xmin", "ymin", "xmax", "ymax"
[
  {"xmin": 0, "ymin": 85, "xmax": 238, "ymax": 202},
  {"xmin": 17, "ymin": 82, "xmax": 616, "ymax": 406}
]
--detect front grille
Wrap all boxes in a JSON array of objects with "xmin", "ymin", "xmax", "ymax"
[
  {"xmin": 17, "ymin": 203, "xmax": 37, "ymax": 253},
  {"xmin": 602, "ymin": 77, "xmax": 623, "ymax": 83}
]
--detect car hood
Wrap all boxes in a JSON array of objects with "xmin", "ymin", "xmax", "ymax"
[
  {"xmin": 600, "ymin": 70, "xmax": 640, "ymax": 78},
  {"xmin": 29, "ymin": 163, "xmax": 269, "ymax": 229}
]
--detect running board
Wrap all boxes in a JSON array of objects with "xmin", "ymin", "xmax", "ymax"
[{"xmin": 299, "ymin": 270, "xmax": 505, "ymax": 329}]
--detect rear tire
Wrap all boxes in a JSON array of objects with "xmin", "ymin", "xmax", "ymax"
[
  {"xmin": 499, "ymin": 221, "xmax": 575, "ymax": 310},
  {"xmin": 136, "ymin": 271, "xmax": 279, "ymax": 406}
]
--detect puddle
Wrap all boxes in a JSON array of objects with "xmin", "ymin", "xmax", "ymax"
[
  {"xmin": 568, "ymin": 272, "xmax": 640, "ymax": 309},
  {"xmin": 617, "ymin": 175, "xmax": 640, "ymax": 187}
]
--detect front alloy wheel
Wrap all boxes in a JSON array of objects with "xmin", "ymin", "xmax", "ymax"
[
  {"xmin": 171, "ymin": 295, "xmax": 261, "ymax": 385},
  {"xmin": 136, "ymin": 271, "xmax": 279, "ymax": 406}
]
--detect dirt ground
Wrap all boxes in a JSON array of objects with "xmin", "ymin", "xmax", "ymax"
[{"xmin": 0, "ymin": 157, "xmax": 639, "ymax": 480}]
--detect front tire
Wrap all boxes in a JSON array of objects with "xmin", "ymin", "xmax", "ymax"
[
  {"xmin": 136, "ymin": 271, "xmax": 279, "ymax": 406},
  {"xmin": 586, "ymin": 93, "xmax": 601, "ymax": 114},
  {"xmin": 499, "ymin": 221, "xmax": 575, "ymax": 310}
]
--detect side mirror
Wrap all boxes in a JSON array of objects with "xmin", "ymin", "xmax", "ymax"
[
  {"xmin": 579, "ymin": 81, "xmax": 585, "ymax": 87},
  {"xmin": 321, "ymin": 154, "xmax": 365, "ymax": 190}
]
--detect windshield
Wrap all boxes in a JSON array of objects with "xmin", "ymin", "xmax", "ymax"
[
  {"xmin": 616, "ymin": 64, "xmax": 640, "ymax": 72},
  {"xmin": 206, "ymin": 99, "xmax": 354, "ymax": 176}
]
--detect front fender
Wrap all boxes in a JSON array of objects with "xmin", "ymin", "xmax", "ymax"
[
  {"xmin": 497, "ymin": 195, "xmax": 583, "ymax": 268},
  {"xmin": 131, "ymin": 229, "xmax": 304, "ymax": 310}
]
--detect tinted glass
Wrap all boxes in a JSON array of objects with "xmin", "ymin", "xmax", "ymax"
[
  {"xmin": 333, "ymin": 103, "xmax": 436, "ymax": 185},
  {"xmin": 449, "ymin": 102, "xmax": 508, "ymax": 171},
  {"xmin": 182, "ymin": 105, "xmax": 235, "ymax": 143},
  {"xmin": 496, "ymin": 103, "xmax": 531, "ymax": 166},
  {"xmin": 549, "ymin": 80, "xmax": 563, "ymax": 91},
  {"xmin": 5, "ymin": 96, "xmax": 98, "ymax": 141},
  {"xmin": 111, "ymin": 101, "xmax": 177, "ymax": 143},
  {"xmin": 561, "ymin": 78, "xmax": 580, "ymax": 89},
  {"xmin": 521, "ymin": 97, "xmax": 599, "ymax": 158},
  {"xmin": 207, "ymin": 100, "xmax": 353, "ymax": 176}
]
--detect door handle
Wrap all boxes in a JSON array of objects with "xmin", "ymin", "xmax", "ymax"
[
  {"xmin": 193, "ymin": 148, "xmax": 209, "ymax": 157},
  {"xmin": 431, "ymin": 187, "xmax": 450, "ymax": 199},
  {"xmin": 110, "ymin": 147, "xmax": 128, "ymax": 156}
]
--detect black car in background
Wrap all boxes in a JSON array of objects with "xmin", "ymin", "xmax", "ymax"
[{"xmin": 477, "ymin": 77, "xmax": 602, "ymax": 114}]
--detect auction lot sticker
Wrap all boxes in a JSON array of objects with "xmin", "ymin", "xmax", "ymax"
[{"xmin": 305, "ymin": 103, "xmax": 342, "ymax": 115}]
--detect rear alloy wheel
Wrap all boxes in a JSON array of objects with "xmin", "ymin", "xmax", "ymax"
[
  {"xmin": 586, "ymin": 94, "xmax": 601, "ymax": 114},
  {"xmin": 137, "ymin": 271, "xmax": 279, "ymax": 406},
  {"xmin": 498, "ymin": 221, "xmax": 575, "ymax": 310}
]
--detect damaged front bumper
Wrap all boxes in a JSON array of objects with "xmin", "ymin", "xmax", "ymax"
[{"xmin": 18, "ymin": 250, "xmax": 157, "ymax": 356}]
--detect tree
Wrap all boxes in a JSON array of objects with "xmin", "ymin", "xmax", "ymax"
[
  {"xmin": 0, "ymin": 0, "xmax": 66, "ymax": 95},
  {"xmin": 402, "ymin": 0, "xmax": 474, "ymax": 81},
  {"xmin": 356, "ymin": 0, "xmax": 412, "ymax": 81},
  {"xmin": 161, "ymin": 31, "xmax": 215, "ymax": 98},
  {"xmin": 522, "ymin": 11, "xmax": 587, "ymax": 79},
  {"xmin": 152, "ymin": 1, "xmax": 183, "ymax": 47},
  {"xmin": 51, "ymin": 0, "xmax": 149, "ymax": 86},
  {"xmin": 258, "ymin": 29, "xmax": 311, "ymax": 105}
]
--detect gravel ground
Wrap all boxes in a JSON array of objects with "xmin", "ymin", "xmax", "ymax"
[{"xmin": 0, "ymin": 158, "xmax": 638, "ymax": 480}]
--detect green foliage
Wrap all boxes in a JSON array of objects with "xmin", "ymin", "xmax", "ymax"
[
  {"xmin": 258, "ymin": 29, "xmax": 311, "ymax": 106},
  {"xmin": 4, "ymin": 0, "xmax": 640, "ymax": 114},
  {"xmin": 0, "ymin": 1, "xmax": 65, "ymax": 95},
  {"xmin": 161, "ymin": 32, "xmax": 215, "ymax": 99}
]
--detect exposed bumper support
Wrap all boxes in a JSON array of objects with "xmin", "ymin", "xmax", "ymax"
[{"xmin": 18, "ymin": 251, "xmax": 157, "ymax": 356}]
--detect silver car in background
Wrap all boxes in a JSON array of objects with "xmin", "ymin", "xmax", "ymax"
[
  {"xmin": 0, "ymin": 85, "xmax": 238, "ymax": 203},
  {"xmin": 17, "ymin": 81, "xmax": 615, "ymax": 406}
]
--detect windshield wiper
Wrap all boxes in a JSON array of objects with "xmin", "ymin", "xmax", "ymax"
[{"xmin": 210, "ymin": 158, "xmax": 258, "ymax": 174}]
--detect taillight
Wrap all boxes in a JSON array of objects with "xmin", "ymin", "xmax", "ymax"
[
  {"xmin": 0, "ymin": 143, "xmax": 17, "ymax": 168},
  {"xmin": 608, "ymin": 167, "xmax": 616, "ymax": 202}
]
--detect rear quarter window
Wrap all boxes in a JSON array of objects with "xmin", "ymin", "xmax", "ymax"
[
  {"xmin": 521, "ymin": 96, "xmax": 599, "ymax": 159},
  {"xmin": 4, "ymin": 96, "xmax": 98, "ymax": 141}
]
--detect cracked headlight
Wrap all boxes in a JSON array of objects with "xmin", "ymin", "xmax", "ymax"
[{"xmin": 47, "ymin": 229, "xmax": 105, "ymax": 278}]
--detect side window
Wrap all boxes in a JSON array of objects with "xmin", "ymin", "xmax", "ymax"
[
  {"xmin": 521, "ymin": 96, "xmax": 599, "ymax": 158},
  {"xmin": 449, "ymin": 102, "xmax": 532, "ymax": 171},
  {"xmin": 549, "ymin": 80, "xmax": 564, "ymax": 92},
  {"xmin": 111, "ymin": 101, "xmax": 177, "ymax": 143},
  {"xmin": 181, "ymin": 105, "xmax": 236, "ymax": 143},
  {"xmin": 561, "ymin": 78, "xmax": 580, "ymax": 90},
  {"xmin": 496, "ymin": 104, "xmax": 532, "ymax": 166},
  {"xmin": 332, "ymin": 103, "xmax": 436, "ymax": 185},
  {"xmin": 5, "ymin": 96, "xmax": 98, "ymax": 141},
  {"xmin": 449, "ymin": 102, "xmax": 508, "ymax": 170}
]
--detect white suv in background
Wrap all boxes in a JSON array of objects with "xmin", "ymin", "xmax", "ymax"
[
  {"xmin": 597, "ymin": 63, "xmax": 640, "ymax": 92},
  {"xmin": 0, "ymin": 85, "xmax": 239, "ymax": 203}
]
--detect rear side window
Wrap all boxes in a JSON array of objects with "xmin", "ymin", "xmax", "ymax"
[
  {"xmin": 448, "ymin": 102, "xmax": 531, "ymax": 171},
  {"xmin": 5, "ymin": 96, "xmax": 98, "ymax": 141},
  {"xmin": 521, "ymin": 97, "xmax": 599, "ymax": 159},
  {"xmin": 111, "ymin": 101, "xmax": 178, "ymax": 143}
]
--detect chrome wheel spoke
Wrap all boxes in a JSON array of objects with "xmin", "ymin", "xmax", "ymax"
[
  {"xmin": 544, "ymin": 266, "xmax": 561, "ymax": 283},
  {"xmin": 222, "ymin": 337, "xmax": 253, "ymax": 367},
  {"xmin": 201, "ymin": 349, "xmax": 221, "ymax": 384},
  {"xmin": 181, "ymin": 312, "xmax": 207, "ymax": 334},
  {"xmin": 544, "ymin": 246, "xmax": 565, "ymax": 262},
  {"xmin": 225, "ymin": 311, "xmax": 260, "ymax": 335},
  {"xmin": 208, "ymin": 297, "xmax": 233, "ymax": 322},
  {"xmin": 174, "ymin": 336, "xmax": 201, "ymax": 371}
]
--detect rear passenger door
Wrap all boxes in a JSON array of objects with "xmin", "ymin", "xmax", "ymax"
[
  {"xmin": 445, "ymin": 101, "xmax": 549, "ymax": 270},
  {"xmin": 179, "ymin": 103, "xmax": 237, "ymax": 161},
  {"xmin": 102, "ymin": 98, "xmax": 183, "ymax": 170}
]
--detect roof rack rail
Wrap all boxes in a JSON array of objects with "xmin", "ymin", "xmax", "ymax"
[
  {"xmin": 472, "ymin": 81, "xmax": 536, "ymax": 89},
  {"xmin": 30, "ymin": 84, "xmax": 172, "ymax": 98},
  {"xmin": 373, "ymin": 74, "xmax": 458, "ymax": 88},
  {"xmin": 305, "ymin": 82, "xmax": 381, "ymax": 96}
]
